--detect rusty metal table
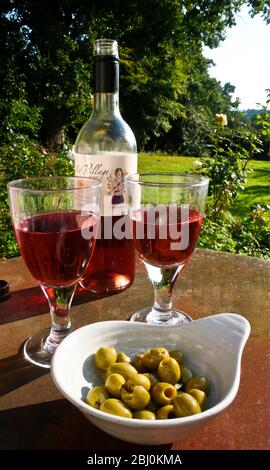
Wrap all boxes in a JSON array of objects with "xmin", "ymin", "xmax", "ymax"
[{"xmin": 0, "ymin": 249, "xmax": 269, "ymax": 450}]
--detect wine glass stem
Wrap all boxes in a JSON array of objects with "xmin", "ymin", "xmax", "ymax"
[
  {"xmin": 41, "ymin": 284, "xmax": 76, "ymax": 353},
  {"xmin": 144, "ymin": 262, "xmax": 181, "ymax": 322}
]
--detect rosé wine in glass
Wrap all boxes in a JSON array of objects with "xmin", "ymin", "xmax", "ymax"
[
  {"xmin": 126, "ymin": 173, "xmax": 208, "ymax": 326},
  {"xmin": 8, "ymin": 176, "xmax": 100, "ymax": 368}
]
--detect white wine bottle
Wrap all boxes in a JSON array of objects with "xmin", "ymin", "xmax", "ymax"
[{"xmin": 74, "ymin": 39, "xmax": 137, "ymax": 293}]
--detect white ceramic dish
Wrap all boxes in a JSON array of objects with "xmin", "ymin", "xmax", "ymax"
[{"xmin": 51, "ymin": 313, "xmax": 250, "ymax": 445}]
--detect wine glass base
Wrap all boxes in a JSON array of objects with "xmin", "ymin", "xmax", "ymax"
[
  {"xmin": 23, "ymin": 327, "xmax": 54, "ymax": 369},
  {"xmin": 130, "ymin": 307, "xmax": 192, "ymax": 326}
]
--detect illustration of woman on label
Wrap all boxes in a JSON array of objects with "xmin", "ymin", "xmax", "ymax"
[{"xmin": 107, "ymin": 168, "xmax": 127, "ymax": 205}]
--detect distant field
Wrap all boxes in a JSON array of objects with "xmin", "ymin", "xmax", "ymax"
[{"xmin": 138, "ymin": 153, "xmax": 270, "ymax": 218}]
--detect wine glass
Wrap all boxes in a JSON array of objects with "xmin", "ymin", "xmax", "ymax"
[
  {"xmin": 126, "ymin": 173, "xmax": 209, "ymax": 325},
  {"xmin": 8, "ymin": 176, "xmax": 101, "ymax": 368}
]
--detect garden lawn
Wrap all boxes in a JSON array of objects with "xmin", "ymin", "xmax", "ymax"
[
  {"xmin": 231, "ymin": 159, "xmax": 270, "ymax": 218},
  {"xmin": 138, "ymin": 153, "xmax": 270, "ymax": 218}
]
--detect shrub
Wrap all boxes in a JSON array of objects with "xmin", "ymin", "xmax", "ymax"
[
  {"xmin": 193, "ymin": 114, "xmax": 269, "ymax": 258},
  {"xmin": 198, "ymin": 206, "xmax": 270, "ymax": 259},
  {"xmin": 251, "ymin": 101, "xmax": 270, "ymax": 161},
  {"xmin": 0, "ymin": 100, "xmax": 74, "ymax": 259},
  {"xmin": 194, "ymin": 114, "xmax": 263, "ymax": 214}
]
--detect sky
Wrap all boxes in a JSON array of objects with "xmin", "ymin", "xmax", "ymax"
[{"xmin": 203, "ymin": 5, "xmax": 270, "ymax": 110}]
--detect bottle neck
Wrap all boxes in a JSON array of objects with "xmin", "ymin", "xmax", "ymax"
[{"xmin": 93, "ymin": 92, "xmax": 120, "ymax": 115}]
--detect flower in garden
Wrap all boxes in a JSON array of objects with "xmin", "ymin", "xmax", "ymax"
[
  {"xmin": 89, "ymin": 94, "xmax": 94, "ymax": 106},
  {"xmin": 215, "ymin": 113, "xmax": 228, "ymax": 127},
  {"xmin": 68, "ymin": 147, "xmax": 75, "ymax": 160},
  {"xmin": 193, "ymin": 160, "xmax": 203, "ymax": 169}
]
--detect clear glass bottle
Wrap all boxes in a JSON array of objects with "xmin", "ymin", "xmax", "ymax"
[{"xmin": 74, "ymin": 39, "xmax": 137, "ymax": 294}]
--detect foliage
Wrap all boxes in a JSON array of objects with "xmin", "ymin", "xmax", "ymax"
[
  {"xmin": 0, "ymin": 209, "xmax": 19, "ymax": 259},
  {"xmin": 0, "ymin": 99, "xmax": 74, "ymax": 259},
  {"xmin": 0, "ymin": 1, "xmax": 269, "ymax": 259},
  {"xmin": 131, "ymin": 44, "xmax": 240, "ymax": 154},
  {"xmin": 250, "ymin": 90, "xmax": 270, "ymax": 160},
  {"xmin": 171, "ymin": 61, "xmax": 239, "ymax": 156},
  {"xmin": 138, "ymin": 153, "xmax": 270, "ymax": 218},
  {"xmin": 120, "ymin": 46, "xmax": 187, "ymax": 147},
  {"xmin": 233, "ymin": 205, "xmax": 270, "ymax": 257},
  {"xmin": 193, "ymin": 110, "xmax": 269, "ymax": 258},
  {"xmin": 0, "ymin": 143, "xmax": 74, "ymax": 259},
  {"xmin": 198, "ymin": 206, "xmax": 270, "ymax": 259},
  {"xmin": 246, "ymin": 0, "xmax": 270, "ymax": 22},
  {"xmin": 0, "ymin": 98, "xmax": 41, "ymax": 141},
  {"xmin": 0, "ymin": 148, "xmax": 269, "ymax": 259},
  {"xmin": 194, "ymin": 115, "xmax": 263, "ymax": 213},
  {"xmin": 156, "ymin": 77, "xmax": 238, "ymax": 156},
  {"xmin": 0, "ymin": 1, "xmax": 269, "ymax": 149},
  {"xmin": 197, "ymin": 213, "xmax": 238, "ymax": 253}
]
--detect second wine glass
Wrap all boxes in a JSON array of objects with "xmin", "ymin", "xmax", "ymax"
[{"xmin": 126, "ymin": 173, "xmax": 209, "ymax": 325}]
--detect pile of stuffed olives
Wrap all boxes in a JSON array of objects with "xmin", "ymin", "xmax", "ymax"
[{"xmin": 86, "ymin": 346, "xmax": 209, "ymax": 420}]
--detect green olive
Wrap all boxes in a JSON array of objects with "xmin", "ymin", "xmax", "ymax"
[
  {"xmin": 94, "ymin": 346, "xmax": 117, "ymax": 370},
  {"xmin": 100, "ymin": 398, "xmax": 132, "ymax": 418},
  {"xmin": 117, "ymin": 352, "xmax": 131, "ymax": 363},
  {"xmin": 185, "ymin": 376, "xmax": 209, "ymax": 394},
  {"xmin": 132, "ymin": 353, "xmax": 145, "ymax": 373},
  {"xmin": 156, "ymin": 405, "xmax": 175, "ymax": 419},
  {"xmin": 151, "ymin": 382, "xmax": 177, "ymax": 405},
  {"xmin": 188, "ymin": 389, "xmax": 207, "ymax": 409},
  {"xmin": 173, "ymin": 393, "xmax": 201, "ymax": 417},
  {"xmin": 105, "ymin": 373, "xmax": 126, "ymax": 398},
  {"xmin": 121, "ymin": 385, "xmax": 151, "ymax": 410},
  {"xmin": 106, "ymin": 362, "xmax": 138, "ymax": 381},
  {"xmin": 180, "ymin": 365, "xmax": 193, "ymax": 384},
  {"xmin": 143, "ymin": 373, "xmax": 159, "ymax": 390},
  {"xmin": 92, "ymin": 345, "xmax": 209, "ymax": 421},
  {"xmin": 86, "ymin": 386, "xmax": 110, "ymax": 409},
  {"xmin": 157, "ymin": 357, "xmax": 181, "ymax": 384},
  {"xmin": 133, "ymin": 410, "xmax": 156, "ymax": 420},
  {"xmin": 127, "ymin": 374, "xmax": 151, "ymax": 391},
  {"xmin": 142, "ymin": 348, "xmax": 169, "ymax": 370},
  {"xmin": 169, "ymin": 350, "xmax": 184, "ymax": 364}
]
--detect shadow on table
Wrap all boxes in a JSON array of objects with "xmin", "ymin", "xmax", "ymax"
[
  {"xmin": 0, "ymin": 398, "xmax": 172, "ymax": 450},
  {"xmin": 0, "ymin": 286, "xmax": 117, "ymax": 395},
  {"xmin": 0, "ymin": 344, "xmax": 49, "ymax": 397},
  {"xmin": 0, "ymin": 285, "xmax": 113, "ymax": 325}
]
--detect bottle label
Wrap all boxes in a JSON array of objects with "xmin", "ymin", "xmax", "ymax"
[{"xmin": 73, "ymin": 150, "xmax": 137, "ymax": 216}]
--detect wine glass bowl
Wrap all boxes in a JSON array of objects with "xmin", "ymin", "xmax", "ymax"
[
  {"xmin": 8, "ymin": 176, "xmax": 101, "ymax": 368},
  {"xmin": 126, "ymin": 173, "xmax": 209, "ymax": 325}
]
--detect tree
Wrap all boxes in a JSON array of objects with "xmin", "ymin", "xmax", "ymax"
[{"xmin": 0, "ymin": 0, "xmax": 269, "ymax": 148}]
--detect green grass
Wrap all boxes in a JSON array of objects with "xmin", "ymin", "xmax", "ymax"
[
  {"xmin": 138, "ymin": 153, "xmax": 270, "ymax": 218},
  {"xmin": 231, "ymin": 160, "xmax": 270, "ymax": 217},
  {"xmin": 138, "ymin": 153, "xmax": 193, "ymax": 173}
]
